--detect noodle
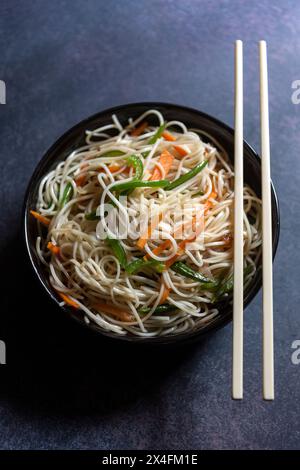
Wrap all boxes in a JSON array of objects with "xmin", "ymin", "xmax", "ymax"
[{"xmin": 32, "ymin": 109, "xmax": 262, "ymax": 337}]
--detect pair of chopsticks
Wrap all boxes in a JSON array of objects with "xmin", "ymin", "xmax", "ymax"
[{"xmin": 232, "ymin": 40, "xmax": 274, "ymax": 400}]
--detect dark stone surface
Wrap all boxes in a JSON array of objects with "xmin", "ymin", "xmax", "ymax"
[{"xmin": 0, "ymin": 0, "xmax": 299, "ymax": 450}]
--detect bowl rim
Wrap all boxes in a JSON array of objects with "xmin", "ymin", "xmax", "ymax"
[{"xmin": 23, "ymin": 101, "xmax": 280, "ymax": 345}]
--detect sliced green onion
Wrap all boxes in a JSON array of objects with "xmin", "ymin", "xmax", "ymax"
[
  {"xmin": 138, "ymin": 303, "xmax": 178, "ymax": 315},
  {"xmin": 106, "ymin": 237, "xmax": 127, "ymax": 268},
  {"xmin": 100, "ymin": 150, "xmax": 125, "ymax": 158},
  {"xmin": 213, "ymin": 266, "xmax": 253, "ymax": 302},
  {"xmin": 125, "ymin": 258, "xmax": 164, "ymax": 275},
  {"xmin": 171, "ymin": 261, "xmax": 217, "ymax": 288},
  {"xmin": 165, "ymin": 160, "xmax": 208, "ymax": 191},
  {"xmin": 59, "ymin": 182, "xmax": 73, "ymax": 208},
  {"xmin": 110, "ymin": 179, "xmax": 169, "ymax": 193},
  {"xmin": 148, "ymin": 123, "xmax": 166, "ymax": 144},
  {"xmin": 126, "ymin": 154, "xmax": 144, "ymax": 180}
]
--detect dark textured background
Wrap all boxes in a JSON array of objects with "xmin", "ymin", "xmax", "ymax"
[{"xmin": 0, "ymin": 0, "xmax": 299, "ymax": 450}]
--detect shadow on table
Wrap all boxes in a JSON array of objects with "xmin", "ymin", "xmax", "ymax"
[{"xmin": 0, "ymin": 232, "xmax": 210, "ymax": 418}]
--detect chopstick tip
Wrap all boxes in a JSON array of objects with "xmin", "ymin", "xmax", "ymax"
[
  {"xmin": 232, "ymin": 394, "xmax": 243, "ymax": 401},
  {"xmin": 263, "ymin": 394, "xmax": 274, "ymax": 401}
]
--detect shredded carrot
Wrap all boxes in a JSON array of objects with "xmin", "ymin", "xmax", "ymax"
[
  {"xmin": 145, "ymin": 243, "xmax": 169, "ymax": 261},
  {"xmin": 47, "ymin": 241, "xmax": 60, "ymax": 256},
  {"xmin": 143, "ymin": 221, "xmax": 192, "ymax": 260},
  {"xmin": 144, "ymin": 189, "xmax": 217, "ymax": 262},
  {"xmin": 162, "ymin": 130, "xmax": 189, "ymax": 158},
  {"xmin": 165, "ymin": 235, "xmax": 197, "ymax": 268},
  {"xmin": 75, "ymin": 163, "xmax": 91, "ymax": 186},
  {"xmin": 159, "ymin": 282, "xmax": 170, "ymax": 304},
  {"xmin": 131, "ymin": 121, "xmax": 148, "ymax": 137},
  {"xmin": 93, "ymin": 302, "xmax": 133, "ymax": 322},
  {"xmin": 99, "ymin": 163, "xmax": 123, "ymax": 174},
  {"xmin": 58, "ymin": 292, "xmax": 79, "ymax": 309},
  {"xmin": 137, "ymin": 187, "xmax": 216, "ymax": 254},
  {"xmin": 143, "ymin": 239, "xmax": 170, "ymax": 261},
  {"xmin": 136, "ymin": 213, "xmax": 163, "ymax": 250},
  {"xmin": 30, "ymin": 210, "xmax": 50, "ymax": 226},
  {"xmin": 75, "ymin": 174, "xmax": 87, "ymax": 187},
  {"xmin": 108, "ymin": 163, "xmax": 122, "ymax": 173},
  {"xmin": 162, "ymin": 130, "xmax": 188, "ymax": 156},
  {"xmin": 144, "ymin": 211, "xmax": 206, "ymax": 259},
  {"xmin": 150, "ymin": 149, "xmax": 174, "ymax": 181},
  {"xmin": 173, "ymin": 145, "xmax": 188, "ymax": 157},
  {"xmin": 167, "ymin": 214, "xmax": 207, "ymax": 266},
  {"xmin": 162, "ymin": 130, "xmax": 176, "ymax": 142},
  {"xmin": 165, "ymin": 194, "xmax": 217, "ymax": 269}
]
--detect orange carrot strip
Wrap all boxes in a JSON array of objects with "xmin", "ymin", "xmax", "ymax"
[
  {"xmin": 162, "ymin": 129, "xmax": 191, "ymax": 157},
  {"xmin": 138, "ymin": 188, "xmax": 216, "ymax": 255},
  {"xmin": 143, "ymin": 224, "xmax": 197, "ymax": 259},
  {"xmin": 162, "ymin": 130, "xmax": 189, "ymax": 157},
  {"xmin": 131, "ymin": 121, "xmax": 148, "ymax": 137},
  {"xmin": 144, "ymin": 223, "xmax": 193, "ymax": 261},
  {"xmin": 136, "ymin": 213, "xmax": 163, "ymax": 250},
  {"xmin": 150, "ymin": 149, "xmax": 174, "ymax": 181},
  {"xmin": 144, "ymin": 193, "xmax": 216, "ymax": 260},
  {"xmin": 30, "ymin": 210, "xmax": 50, "ymax": 226},
  {"xmin": 165, "ymin": 206, "xmax": 211, "ymax": 269},
  {"xmin": 166, "ymin": 191, "xmax": 217, "ymax": 270},
  {"xmin": 143, "ymin": 239, "xmax": 170, "ymax": 261},
  {"xmin": 58, "ymin": 292, "xmax": 79, "ymax": 309},
  {"xmin": 93, "ymin": 302, "xmax": 133, "ymax": 322},
  {"xmin": 162, "ymin": 130, "xmax": 176, "ymax": 142},
  {"xmin": 164, "ymin": 233, "xmax": 200, "ymax": 269},
  {"xmin": 47, "ymin": 241, "xmax": 60, "ymax": 256},
  {"xmin": 75, "ymin": 174, "xmax": 87, "ymax": 187},
  {"xmin": 75, "ymin": 163, "xmax": 90, "ymax": 185},
  {"xmin": 173, "ymin": 145, "xmax": 188, "ymax": 157},
  {"xmin": 99, "ymin": 163, "xmax": 125, "ymax": 174},
  {"xmin": 159, "ymin": 282, "xmax": 170, "ymax": 304},
  {"xmin": 144, "ymin": 227, "xmax": 189, "ymax": 261},
  {"xmin": 108, "ymin": 163, "xmax": 122, "ymax": 173}
]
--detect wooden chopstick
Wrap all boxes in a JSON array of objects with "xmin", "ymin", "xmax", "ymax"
[
  {"xmin": 232, "ymin": 40, "xmax": 244, "ymax": 400},
  {"xmin": 259, "ymin": 40, "xmax": 274, "ymax": 400}
]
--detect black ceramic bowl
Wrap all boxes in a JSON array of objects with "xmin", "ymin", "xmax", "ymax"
[{"xmin": 23, "ymin": 102, "xmax": 280, "ymax": 344}]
